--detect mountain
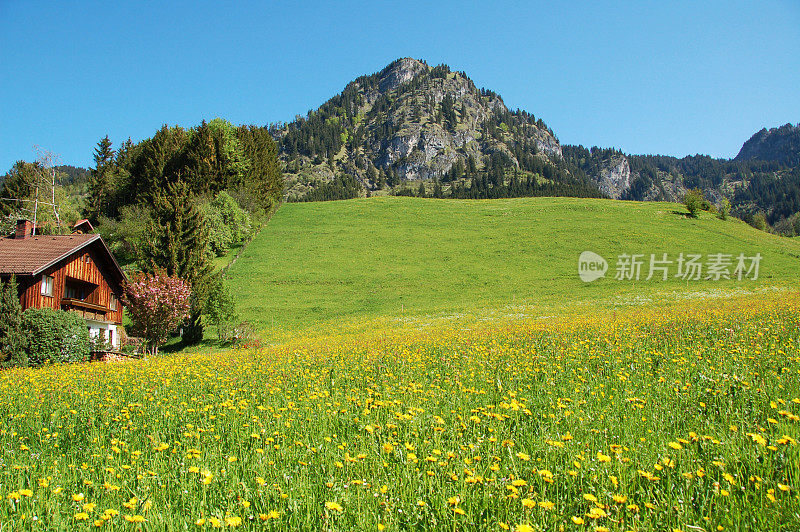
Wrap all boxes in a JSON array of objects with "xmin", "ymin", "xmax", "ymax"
[
  {"xmin": 273, "ymin": 58, "xmax": 600, "ymax": 201},
  {"xmin": 271, "ymin": 58, "xmax": 799, "ymax": 231},
  {"xmin": 735, "ymin": 123, "xmax": 800, "ymax": 167}
]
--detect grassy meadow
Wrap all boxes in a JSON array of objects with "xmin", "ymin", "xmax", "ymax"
[
  {"xmin": 2, "ymin": 196, "xmax": 800, "ymax": 530},
  {"xmin": 225, "ymin": 197, "xmax": 800, "ymax": 335}
]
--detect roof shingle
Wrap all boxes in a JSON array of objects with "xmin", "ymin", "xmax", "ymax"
[{"xmin": 0, "ymin": 234, "xmax": 100, "ymax": 275}]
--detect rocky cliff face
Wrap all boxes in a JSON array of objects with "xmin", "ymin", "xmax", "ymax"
[
  {"xmin": 276, "ymin": 58, "xmax": 565, "ymax": 198},
  {"xmin": 596, "ymin": 154, "xmax": 631, "ymax": 199}
]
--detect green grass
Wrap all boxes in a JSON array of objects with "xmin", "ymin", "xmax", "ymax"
[{"xmin": 226, "ymin": 196, "xmax": 800, "ymax": 334}]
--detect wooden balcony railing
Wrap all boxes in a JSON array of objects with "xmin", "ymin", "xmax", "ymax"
[{"xmin": 61, "ymin": 298, "xmax": 110, "ymax": 313}]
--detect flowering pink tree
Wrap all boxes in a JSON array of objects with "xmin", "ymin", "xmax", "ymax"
[{"xmin": 123, "ymin": 272, "xmax": 191, "ymax": 356}]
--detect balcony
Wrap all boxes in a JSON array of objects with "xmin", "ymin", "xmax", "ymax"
[{"xmin": 61, "ymin": 298, "xmax": 110, "ymax": 313}]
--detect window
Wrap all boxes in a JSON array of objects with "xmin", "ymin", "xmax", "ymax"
[
  {"xmin": 65, "ymin": 284, "xmax": 85, "ymax": 300},
  {"xmin": 41, "ymin": 275, "xmax": 53, "ymax": 297},
  {"xmin": 84, "ymin": 254, "xmax": 91, "ymax": 264},
  {"xmin": 110, "ymin": 294, "xmax": 118, "ymax": 311}
]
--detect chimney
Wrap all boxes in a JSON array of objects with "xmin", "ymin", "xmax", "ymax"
[{"xmin": 15, "ymin": 219, "xmax": 34, "ymax": 239}]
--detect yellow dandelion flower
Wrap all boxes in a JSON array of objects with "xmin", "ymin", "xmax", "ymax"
[
  {"xmin": 586, "ymin": 507, "xmax": 607, "ymax": 519},
  {"xmin": 325, "ymin": 501, "xmax": 343, "ymax": 512},
  {"xmin": 521, "ymin": 498, "xmax": 535, "ymax": 508}
]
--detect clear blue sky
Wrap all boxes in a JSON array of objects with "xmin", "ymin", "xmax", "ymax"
[{"xmin": 1, "ymin": 0, "xmax": 798, "ymax": 171}]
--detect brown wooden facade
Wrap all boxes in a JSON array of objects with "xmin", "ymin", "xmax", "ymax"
[{"xmin": 16, "ymin": 245, "xmax": 124, "ymax": 325}]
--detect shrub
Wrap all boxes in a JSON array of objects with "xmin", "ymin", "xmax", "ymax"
[
  {"xmin": 21, "ymin": 308, "xmax": 91, "ymax": 365},
  {"xmin": 683, "ymin": 188, "xmax": 704, "ymax": 218},
  {"xmin": 718, "ymin": 198, "xmax": 731, "ymax": 221},
  {"xmin": 204, "ymin": 276, "xmax": 239, "ymax": 342},
  {"xmin": 746, "ymin": 212, "xmax": 768, "ymax": 232}
]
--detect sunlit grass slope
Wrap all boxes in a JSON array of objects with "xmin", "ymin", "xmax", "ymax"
[{"xmin": 227, "ymin": 196, "xmax": 800, "ymax": 333}]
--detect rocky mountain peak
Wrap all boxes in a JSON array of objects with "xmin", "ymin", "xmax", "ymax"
[
  {"xmin": 277, "ymin": 59, "xmax": 568, "ymax": 199},
  {"xmin": 378, "ymin": 58, "xmax": 428, "ymax": 92}
]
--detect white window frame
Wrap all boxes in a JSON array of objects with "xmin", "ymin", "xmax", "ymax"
[{"xmin": 41, "ymin": 275, "xmax": 54, "ymax": 297}]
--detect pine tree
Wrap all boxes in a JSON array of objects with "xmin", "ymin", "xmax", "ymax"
[
  {"xmin": 88, "ymin": 136, "xmax": 115, "ymax": 222},
  {"xmin": 0, "ymin": 276, "xmax": 27, "ymax": 367},
  {"xmin": 139, "ymin": 180, "xmax": 213, "ymax": 344},
  {"xmin": 433, "ymin": 180, "xmax": 443, "ymax": 198}
]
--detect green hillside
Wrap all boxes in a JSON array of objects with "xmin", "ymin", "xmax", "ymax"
[{"xmin": 226, "ymin": 196, "xmax": 800, "ymax": 333}]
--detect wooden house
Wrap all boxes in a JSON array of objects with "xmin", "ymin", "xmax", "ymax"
[{"xmin": 0, "ymin": 219, "xmax": 127, "ymax": 348}]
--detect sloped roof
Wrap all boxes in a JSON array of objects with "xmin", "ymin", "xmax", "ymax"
[{"xmin": 0, "ymin": 234, "xmax": 126, "ymax": 285}]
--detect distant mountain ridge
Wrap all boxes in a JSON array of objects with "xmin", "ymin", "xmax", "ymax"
[
  {"xmin": 735, "ymin": 123, "xmax": 800, "ymax": 167},
  {"xmin": 271, "ymin": 58, "xmax": 798, "ymax": 229}
]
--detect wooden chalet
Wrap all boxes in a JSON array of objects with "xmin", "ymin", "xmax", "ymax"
[{"xmin": 0, "ymin": 219, "xmax": 127, "ymax": 348}]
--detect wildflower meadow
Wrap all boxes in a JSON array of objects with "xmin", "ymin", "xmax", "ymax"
[{"xmin": 1, "ymin": 292, "xmax": 799, "ymax": 530}]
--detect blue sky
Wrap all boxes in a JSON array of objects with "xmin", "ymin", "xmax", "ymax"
[{"xmin": 1, "ymin": 0, "xmax": 798, "ymax": 171}]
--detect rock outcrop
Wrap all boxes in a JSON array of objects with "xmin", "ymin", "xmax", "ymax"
[{"xmin": 596, "ymin": 154, "xmax": 631, "ymax": 199}]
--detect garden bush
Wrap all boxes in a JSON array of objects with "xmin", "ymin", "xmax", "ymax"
[{"xmin": 21, "ymin": 308, "xmax": 91, "ymax": 365}]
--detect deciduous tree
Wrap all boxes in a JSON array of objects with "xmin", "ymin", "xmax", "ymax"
[{"xmin": 123, "ymin": 273, "xmax": 191, "ymax": 356}]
